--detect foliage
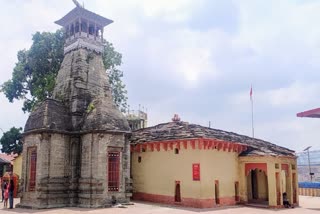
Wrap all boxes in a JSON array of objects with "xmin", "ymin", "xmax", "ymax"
[
  {"xmin": 102, "ymin": 40, "xmax": 128, "ymax": 113},
  {"xmin": 1, "ymin": 30, "xmax": 128, "ymax": 113},
  {"xmin": 86, "ymin": 102, "xmax": 95, "ymax": 113},
  {"xmin": 0, "ymin": 127, "xmax": 23, "ymax": 155},
  {"xmin": 1, "ymin": 30, "xmax": 64, "ymax": 112}
]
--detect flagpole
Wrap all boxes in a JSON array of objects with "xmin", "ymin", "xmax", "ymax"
[{"xmin": 251, "ymin": 85, "xmax": 254, "ymax": 138}]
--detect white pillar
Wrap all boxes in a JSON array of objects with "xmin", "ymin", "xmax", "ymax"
[{"xmin": 267, "ymin": 162, "xmax": 277, "ymax": 207}]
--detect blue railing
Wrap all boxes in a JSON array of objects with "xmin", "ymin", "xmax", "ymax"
[{"xmin": 298, "ymin": 182, "xmax": 320, "ymax": 189}]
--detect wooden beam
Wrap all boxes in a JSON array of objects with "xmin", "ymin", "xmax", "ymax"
[
  {"xmin": 191, "ymin": 140, "xmax": 196, "ymax": 149},
  {"xmin": 203, "ymin": 140, "xmax": 208, "ymax": 150},
  {"xmin": 136, "ymin": 144, "xmax": 141, "ymax": 153},
  {"xmin": 233, "ymin": 144, "xmax": 238, "ymax": 152},
  {"xmin": 198, "ymin": 139, "xmax": 203, "ymax": 150},
  {"xmin": 176, "ymin": 141, "xmax": 181, "ymax": 150},
  {"xmin": 183, "ymin": 140, "xmax": 188, "ymax": 149},
  {"xmin": 162, "ymin": 142, "xmax": 168, "ymax": 151},
  {"xmin": 228, "ymin": 143, "xmax": 233, "ymax": 152},
  {"xmin": 148, "ymin": 143, "xmax": 154, "ymax": 152},
  {"xmin": 207, "ymin": 140, "xmax": 213, "ymax": 149},
  {"xmin": 142, "ymin": 144, "xmax": 147, "ymax": 152},
  {"xmin": 169, "ymin": 142, "xmax": 174, "ymax": 150}
]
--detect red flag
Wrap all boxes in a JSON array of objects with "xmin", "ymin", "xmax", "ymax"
[{"xmin": 250, "ymin": 86, "xmax": 253, "ymax": 100}]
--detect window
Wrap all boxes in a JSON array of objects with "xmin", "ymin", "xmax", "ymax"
[
  {"xmin": 175, "ymin": 148, "xmax": 179, "ymax": 154},
  {"xmin": 138, "ymin": 156, "xmax": 142, "ymax": 163},
  {"xmin": 28, "ymin": 147, "xmax": 37, "ymax": 191},
  {"xmin": 292, "ymin": 164, "xmax": 296, "ymax": 170},
  {"xmin": 108, "ymin": 152, "xmax": 120, "ymax": 192},
  {"xmin": 275, "ymin": 163, "xmax": 279, "ymax": 169},
  {"xmin": 142, "ymin": 148, "xmax": 146, "ymax": 152}
]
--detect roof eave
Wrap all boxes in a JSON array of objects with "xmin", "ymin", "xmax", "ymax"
[{"xmin": 55, "ymin": 7, "xmax": 113, "ymax": 27}]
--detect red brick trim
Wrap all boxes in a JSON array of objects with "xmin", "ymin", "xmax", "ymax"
[
  {"xmin": 245, "ymin": 163, "xmax": 267, "ymax": 176},
  {"xmin": 133, "ymin": 192, "xmax": 237, "ymax": 208},
  {"xmin": 131, "ymin": 138, "xmax": 247, "ymax": 153}
]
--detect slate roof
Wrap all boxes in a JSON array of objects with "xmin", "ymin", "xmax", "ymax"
[
  {"xmin": 0, "ymin": 154, "xmax": 15, "ymax": 164},
  {"xmin": 130, "ymin": 121, "xmax": 296, "ymax": 157},
  {"xmin": 0, "ymin": 158, "xmax": 10, "ymax": 164},
  {"xmin": 24, "ymin": 99, "xmax": 72, "ymax": 132},
  {"xmin": 55, "ymin": 7, "xmax": 113, "ymax": 27}
]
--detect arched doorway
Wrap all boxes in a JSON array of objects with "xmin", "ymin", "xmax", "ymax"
[{"xmin": 247, "ymin": 169, "xmax": 269, "ymax": 205}]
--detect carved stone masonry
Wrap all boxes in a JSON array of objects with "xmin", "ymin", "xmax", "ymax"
[{"xmin": 17, "ymin": 3, "xmax": 131, "ymax": 209}]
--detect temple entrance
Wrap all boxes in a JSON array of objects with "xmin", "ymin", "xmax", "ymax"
[
  {"xmin": 247, "ymin": 169, "xmax": 269, "ymax": 205},
  {"xmin": 280, "ymin": 165, "xmax": 292, "ymax": 205}
]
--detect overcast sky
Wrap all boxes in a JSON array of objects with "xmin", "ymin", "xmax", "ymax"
[{"xmin": 1, "ymin": 0, "xmax": 320, "ymax": 153}]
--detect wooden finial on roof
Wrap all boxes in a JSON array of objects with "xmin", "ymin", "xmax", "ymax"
[
  {"xmin": 172, "ymin": 114, "xmax": 181, "ymax": 122},
  {"xmin": 72, "ymin": 0, "xmax": 82, "ymax": 8}
]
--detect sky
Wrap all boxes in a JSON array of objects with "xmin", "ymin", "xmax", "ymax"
[{"xmin": 0, "ymin": 0, "xmax": 320, "ymax": 153}]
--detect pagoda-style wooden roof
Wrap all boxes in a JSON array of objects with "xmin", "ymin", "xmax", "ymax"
[
  {"xmin": 55, "ymin": 7, "xmax": 113, "ymax": 27},
  {"xmin": 130, "ymin": 121, "xmax": 296, "ymax": 157}
]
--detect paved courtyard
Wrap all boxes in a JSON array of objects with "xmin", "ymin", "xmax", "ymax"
[{"xmin": 0, "ymin": 196, "xmax": 319, "ymax": 213}]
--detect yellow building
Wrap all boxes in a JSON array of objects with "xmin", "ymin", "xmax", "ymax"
[
  {"xmin": 130, "ymin": 119, "xmax": 298, "ymax": 208},
  {"xmin": 12, "ymin": 155, "xmax": 22, "ymax": 178}
]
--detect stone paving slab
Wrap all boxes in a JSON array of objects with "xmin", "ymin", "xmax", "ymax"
[{"xmin": 0, "ymin": 196, "xmax": 319, "ymax": 214}]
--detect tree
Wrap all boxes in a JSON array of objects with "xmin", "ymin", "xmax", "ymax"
[
  {"xmin": 102, "ymin": 41, "xmax": 128, "ymax": 113},
  {"xmin": 1, "ymin": 30, "xmax": 128, "ymax": 113},
  {"xmin": 0, "ymin": 127, "xmax": 23, "ymax": 155}
]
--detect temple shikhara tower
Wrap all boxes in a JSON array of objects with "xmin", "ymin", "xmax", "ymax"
[{"xmin": 18, "ymin": 1, "xmax": 131, "ymax": 208}]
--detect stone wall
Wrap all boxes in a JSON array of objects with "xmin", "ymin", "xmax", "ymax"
[
  {"xmin": 19, "ymin": 133, "xmax": 72, "ymax": 208},
  {"xmin": 79, "ymin": 133, "xmax": 130, "ymax": 208}
]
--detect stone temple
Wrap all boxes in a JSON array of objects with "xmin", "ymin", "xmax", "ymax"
[
  {"xmin": 15, "ymin": 1, "xmax": 299, "ymax": 210},
  {"xmin": 17, "ymin": 2, "xmax": 131, "ymax": 208}
]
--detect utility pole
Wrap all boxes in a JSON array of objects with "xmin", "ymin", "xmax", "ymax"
[
  {"xmin": 250, "ymin": 85, "xmax": 254, "ymax": 138},
  {"xmin": 303, "ymin": 146, "xmax": 313, "ymax": 182}
]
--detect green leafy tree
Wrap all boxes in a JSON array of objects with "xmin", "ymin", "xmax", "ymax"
[
  {"xmin": 0, "ymin": 127, "xmax": 23, "ymax": 155},
  {"xmin": 1, "ymin": 30, "xmax": 128, "ymax": 113},
  {"xmin": 102, "ymin": 41, "xmax": 128, "ymax": 113}
]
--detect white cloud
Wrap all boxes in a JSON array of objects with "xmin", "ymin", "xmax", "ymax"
[
  {"xmin": 234, "ymin": 0, "xmax": 320, "ymax": 58},
  {"xmin": 229, "ymin": 81, "xmax": 320, "ymax": 109},
  {"xmin": 266, "ymin": 82, "xmax": 320, "ymax": 107},
  {"xmin": 138, "ymin": 0, "xmax": 196, "ymax": 22}
]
